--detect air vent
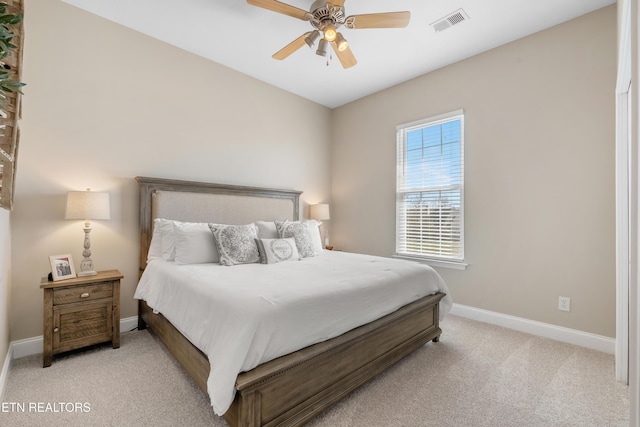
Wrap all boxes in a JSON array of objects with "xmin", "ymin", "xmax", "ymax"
[{"xmin": 431, "ymin": 9, "xmax": 469, "ymax": 32}]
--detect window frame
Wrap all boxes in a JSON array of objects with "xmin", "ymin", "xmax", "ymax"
[{"xmin": 395, "ymin": 110, "xmax": 466, "ymax": 268}]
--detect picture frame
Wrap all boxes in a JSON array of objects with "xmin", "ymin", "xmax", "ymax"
[{"xmin": 49, "ymin": 254, "xmax": 76, "ymax": 281}]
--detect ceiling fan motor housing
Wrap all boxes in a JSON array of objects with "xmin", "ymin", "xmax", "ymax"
[{"xmin": 309, "ymin": 0, "xmax": 346, "ymax": 30}]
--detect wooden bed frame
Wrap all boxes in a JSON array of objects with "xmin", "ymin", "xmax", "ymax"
[{"xmin": 136, "ymin": 176, "xmax": 445, "ymax": 427}]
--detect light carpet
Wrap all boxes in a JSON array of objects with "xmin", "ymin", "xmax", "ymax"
[{"xmin": 1, "ymin": 315, "xmax": 629, "ymax": 426}]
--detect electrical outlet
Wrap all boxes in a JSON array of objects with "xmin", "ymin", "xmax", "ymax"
[{"xmin": 558, "ymin": 296, "xmax": 571, "ymax": 312}]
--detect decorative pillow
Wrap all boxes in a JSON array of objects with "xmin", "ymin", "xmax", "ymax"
[
  {"xmin": 208, "ymin": 223, "xmax": 260, "ymax": 266},
  {"xmin": 275, "ymin": 221, "xmax": 316, "ymax": 258},
  {"xmin": 173, "ymin": 222, "xmax": 220, "ymax": 265},
  {"xmin": 254, "ymin": 221, "xmax": 279, "ymax": 239},
  {"xmin": 255, "ymin": 238, "xmax": 300, "ymax": 264}
]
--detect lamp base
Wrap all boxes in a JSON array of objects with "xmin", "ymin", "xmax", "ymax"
[
  {"xmin": 78, "ymin": 270, "xmax": 98, "ymax": 277},
  {"xmin": 79, "ymin": 258, "xmax": 97, "ymax": 276}
]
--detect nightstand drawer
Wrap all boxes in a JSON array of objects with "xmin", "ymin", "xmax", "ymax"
[{"xmin": 53, "ymin": 281, "xmax": 114, "ymax": 305}]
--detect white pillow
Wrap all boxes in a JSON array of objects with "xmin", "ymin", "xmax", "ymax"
[
  {"xmin": 254, "ymin": 221, "xmax": 279, "ymax": 239},
  {"xmin": 173, "ymin": 222, "xmax": 220, "ymax": 265},
  {"xmin": 255, "ymin": 238, "xmax": 300, "ymax": 264},
  {"xmin": 147, "ymin": 219, "xmax": 164, "ymax": 262},
  {"xmin": 155, "ymin": 218, "xmax": 177, "ymax": 261},
  {"xmin": 208, "ymin": 223, "xmax": 260, "ymax": 266},
  {"xmin": 305, "ymin": 220, "xmax": 324, "ymax": 255}
]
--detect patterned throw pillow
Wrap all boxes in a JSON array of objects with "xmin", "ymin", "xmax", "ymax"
[
  {"xmin": 208, "ymin": 223, "xmax": 260, "ymax": 266},
  {"xmin": 255, "ymin": 238, "xmax": 300, "ymax": 264},
  {"xmin": 275, "ymin": 221, "xmax": 316, "ymax": 258}
]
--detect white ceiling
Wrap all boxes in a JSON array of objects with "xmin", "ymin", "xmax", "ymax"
[{"xmin": 61, "ymin": 0, "xmax": 615, "ymax": 108}]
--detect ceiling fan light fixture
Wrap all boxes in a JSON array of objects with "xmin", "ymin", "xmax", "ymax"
[
  {"xmin": 305, "ymin": 30, "xmax": 320, "ymax": 48},
  {"xmin": 335, "ymin": 32, "xmax": 348, "ymax": 51},
  {"xmin": 316, "ymin": 38, "xmax": 329, "ymax": 56},
  {"xmin": 323, "ymin": 24, "xmax": 337, "ymax": 42}
]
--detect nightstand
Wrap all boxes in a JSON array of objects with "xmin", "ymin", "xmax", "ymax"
[{"xmin": 40, "ymin": 269, "xmax": 123, "ymax": 367}]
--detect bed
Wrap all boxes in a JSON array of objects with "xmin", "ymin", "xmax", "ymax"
[{"xmin": 134, "ymin": 176, "xmax": 451, "ymax": 427}]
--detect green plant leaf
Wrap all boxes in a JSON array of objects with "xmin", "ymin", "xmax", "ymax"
[
  {"xmin": 9, "ymin": 12, "xmax": 22, "ymax": 25},
  {"xmin": 0, "ymin": 14, "xmax": 16, "ymax": 24},
  {"xmin": 0, "ymin": 80, "xmax": 25, "ymax": 94},
  {"xmin": 0, "ymin": 4, "xmax": 24, "ymax": 106}
]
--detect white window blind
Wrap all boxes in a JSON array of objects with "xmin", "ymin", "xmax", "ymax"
[{"xmin": 396, "ymin": 110, "xmax": 464, "ymax": 261}]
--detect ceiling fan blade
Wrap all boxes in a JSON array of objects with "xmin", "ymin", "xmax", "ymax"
[
  {"xmin": 273, "ymin": 33, "xmax": 311, "ymax": 60},
  {"xmin": 329, "ymin": 0, "xmax": 345, "ymax": 6},
  {"xmin": 346, "ymin": 11, "xmax": 410, "ymax": 29},
  {"xmin": 330, "ymin": 41, "xmax": 357, "ymax": 69},
  {"xmin": 247, "ymin": 0, "xmax": 310, "ymax": 20}
]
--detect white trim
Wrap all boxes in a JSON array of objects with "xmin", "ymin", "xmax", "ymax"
[
  {"xmin": 8, "ymin": 316, "xmax": 139, "ymax": 360},
  {"xmin": 10, "ymin": 336, "xmax": 42, "ymax": 360},
  {"xmin": 393, "ymin": 254, "xmax": 468, "ymax": 270},
  {"xmin": 0, "ymin": 344, "xmax": 12, "ymax": 401},
  {"xmin": 449, "ymin": 303, "xmax": 615, "ymax": 354},
  {"xmin": 616, "ymin": 86, "xmax": 631, "ymax": 383},
  {"xmin": 615, "ymin": 0, "xmax": 632, "ymax": 385},
  {"xmin": 120, "ymin": 316, "xmax": 139, "ymax": 333},
  {"xmin": 396, "ymin": 109, "xmax": 464, "ymax": 131},
  {"xmin": 616, "ymin": 0, "xmax": 632, "ymax": 93}
]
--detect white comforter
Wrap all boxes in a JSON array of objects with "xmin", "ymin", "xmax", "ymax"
[{"xmin": 134, "ymin": 251, "xmax": 452, "ymax": 415}]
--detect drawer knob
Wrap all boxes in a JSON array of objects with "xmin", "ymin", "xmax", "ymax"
[
  {"xmin": 53, "ymin": 327, "xmax": 59, "ymax": 333},
  {"xmin": 80, "ymin": 293, "xmax": 90, "ymax": 298}
]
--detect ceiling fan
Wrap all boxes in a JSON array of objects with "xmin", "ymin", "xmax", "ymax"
[{"xmin": 246, "ymin": 0, "xmax": 411, "ymax": 69}]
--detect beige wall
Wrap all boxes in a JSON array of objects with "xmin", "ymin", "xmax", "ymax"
[
  {"xmin": 10, "ymin": 0, "xmax": 331, "ymax": 341},
  {"xmin": 331, "ymin": 6, "xmax": 617, "ymax": 337},
  {"xmin": 0, "ymin": 210, "xmax": 10, "ymax": 376}
]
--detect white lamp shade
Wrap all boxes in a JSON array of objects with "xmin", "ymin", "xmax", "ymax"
[
  {"xmin": 309, "ymin": 203, "xmax": 330, "ymax": 221},
  {"xmin": 65, "ymin": 191, "xmax": 111, "ymax": 220}
]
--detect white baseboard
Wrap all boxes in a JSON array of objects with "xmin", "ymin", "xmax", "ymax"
[
  {"xmin": 8, "ymin": 316, "xmax": 139, "ymax": 361},
  {"xmin": 120, "ymin": 316, "xmax": 139, "ymax": 334},
  {"xmin": 10, "ymin": 335, "xmax": 42, "ymax": 360},
  {"xmin": 449, "ymin": 303, "xmax": 615, "ymax": 354}
]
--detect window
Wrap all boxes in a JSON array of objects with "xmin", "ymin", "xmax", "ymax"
[{"xmin": 396, "ymin": 110, "xmax": 464, "ymax": 263}]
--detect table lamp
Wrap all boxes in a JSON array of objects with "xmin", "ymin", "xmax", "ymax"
[{"xmin": 65, "ymin": 189, "xmax": 110, "ymax": 276}]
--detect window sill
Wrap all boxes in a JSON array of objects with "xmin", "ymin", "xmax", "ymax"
[{"xmin": 393, "ymin": 255, "xmax": 468, "ymax": 271}]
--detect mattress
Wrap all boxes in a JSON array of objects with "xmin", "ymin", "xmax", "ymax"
[{"xmin": 134, "ymin": 250, "xmax": 452, "ymax": 415}]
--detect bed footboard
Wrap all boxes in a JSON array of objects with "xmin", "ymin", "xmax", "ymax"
[{"xmin": 139, "ymin": 292, "xmax": 444, "ymax": 427}]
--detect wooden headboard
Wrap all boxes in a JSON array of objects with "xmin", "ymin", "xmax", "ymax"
[{"xmin": 136, "ymin": 176, "xmax": 302, "ymax": 277}]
